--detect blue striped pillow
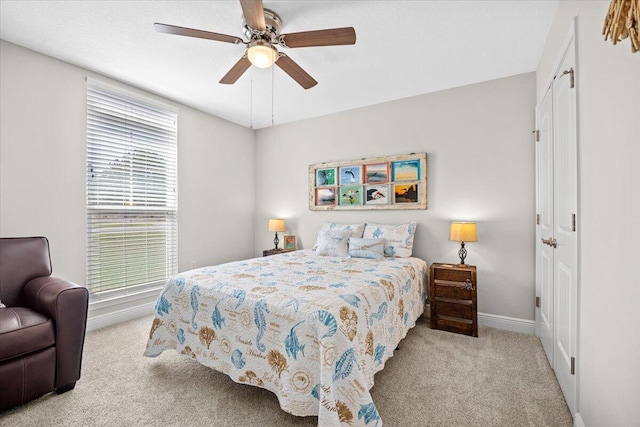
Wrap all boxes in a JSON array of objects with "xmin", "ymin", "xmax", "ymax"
[{"xmin": 348, "ymin": 237, "xmax": 385, "ymax": 259}]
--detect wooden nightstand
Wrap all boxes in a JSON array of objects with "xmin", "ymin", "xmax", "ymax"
[
  {"xmin": 429, "ymin": 263, "xmax": 478, "ymax": 337},
  {"xmin": 262, "ymin": 249, "xmax": 292, "ymax": 257}
]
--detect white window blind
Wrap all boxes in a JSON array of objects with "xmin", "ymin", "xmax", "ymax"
[{"xmin": 86, "ymin": 79, "xmax": 178, "ymax": 298}]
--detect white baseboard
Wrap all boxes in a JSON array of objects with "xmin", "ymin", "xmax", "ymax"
[
  {"xmin": 423, "ymin": 305, "xmax": 535, "ymax": 335},
  {"xmin": 478, "ymin": 312, "xmax": 535, "ymax": 335},
  {"xmin": 86, "ymin": 302, "xmax": 155, "ymax": 332},
  {"xmin": 574, "ymin": 413, "xmax": 585, "ymax": 427}
]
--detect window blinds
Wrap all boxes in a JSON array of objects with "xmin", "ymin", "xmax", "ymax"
[{"xmin": 86, "ymin": 80, "xmax": 178, "ymax": 297}]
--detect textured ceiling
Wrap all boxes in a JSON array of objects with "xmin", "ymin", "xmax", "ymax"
[{"xmin": 0, "ymin": 1, "xmax": 558, "ymax": 129}]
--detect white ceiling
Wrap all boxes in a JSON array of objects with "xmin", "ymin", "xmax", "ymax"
[{"xmin": 0, "ymin": 1, "xmax": 557, "ymax": 129}]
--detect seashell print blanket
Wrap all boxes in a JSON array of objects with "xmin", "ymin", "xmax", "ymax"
[{"xmin": 144, "ymin": 250, "xmax": 426, "ymax": 426}]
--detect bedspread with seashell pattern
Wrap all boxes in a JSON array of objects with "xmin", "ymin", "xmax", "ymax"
[{"xmin": 144, "ymin": 249, "xmax": 426, "ymax": 427}]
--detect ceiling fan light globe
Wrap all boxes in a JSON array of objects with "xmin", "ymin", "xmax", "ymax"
[{"xmin": 247, "ymin": 42, "xmax": 278, "ymax": 68}]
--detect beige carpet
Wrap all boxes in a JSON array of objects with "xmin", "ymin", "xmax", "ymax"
[{"xmin": 0, "ymin": 316, "xmax": 571, "ymax": 427}]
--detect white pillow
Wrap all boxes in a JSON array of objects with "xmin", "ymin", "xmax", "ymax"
[
  {"xmin": 348, "ymin": 237, "xmax": 385, "ymax": 259},
  {"xmin": 315, "ymin": 229, "xmax": 351, "ymax": 258},
  {"xmin": 362, "ymin": 222, "xmax": 417, "ymax": 258},
  {"xmin": 314, "ymin": 222, "xmax": 365, "ymax": 250},
  {"xmin": 0, "ymin": 300, "xmax": 5, "ymax": 309}
]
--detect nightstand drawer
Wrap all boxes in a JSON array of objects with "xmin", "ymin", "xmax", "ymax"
[
  {"xmin": 434, "ymin": 298, "xmax": 472, "ymax": 319},
  {"xmin": 432, "ymin": 268, "xmax": 473, "ymax": 283},
  {"xmin": 434, "ymin": 280, "xmax": 472, "ymax": 300},
  {"xmin": 434, "ymin": 315, "xmax": 475, "ymax": 336}
]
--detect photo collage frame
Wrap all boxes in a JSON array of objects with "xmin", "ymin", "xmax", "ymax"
[{"xmin": 309, "ymin": 153, "xmax": 427, "ymax": 210}]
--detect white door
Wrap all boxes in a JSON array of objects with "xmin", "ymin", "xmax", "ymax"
[
  {"xmin": 552, "ymin": 38, "xmax": 578, "ymax": 416},
  {"xmin": 535, "ymin": 86, "xmax": 554, "ymax": 366}
]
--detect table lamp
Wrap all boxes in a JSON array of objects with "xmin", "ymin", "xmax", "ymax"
[
  {"xmin": 268, "ymin": 219, "xmax": 286, "ymax": 250},
  {"xmin": 449, "ymin": 222, "xmax": 477, "ymax": 265}
]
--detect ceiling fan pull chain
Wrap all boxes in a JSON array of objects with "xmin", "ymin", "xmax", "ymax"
[
  {"xmin": 271, "ymin": 65, "xmax": 275, "ymax": 127},
  {"xmin": 250, "ymin": 72, "xmax": 254, "ymax": 130}
]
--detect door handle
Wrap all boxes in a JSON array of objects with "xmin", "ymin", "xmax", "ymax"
[{"xmin": 541, "ymin": 237, "xmax": 557, "ymax": 248}]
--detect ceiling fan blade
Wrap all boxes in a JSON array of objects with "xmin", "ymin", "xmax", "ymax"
[
  {"xmin": 240, "ymin": 0, "xmax": 266, "ymax": 32},
  {"xmin": 154, "ymin": 23, "xmax": 243, "ymax": 44},
  {"xmin": 219, "ymin": 56, "xmax": 252, "ymax": 84},
  {"xmin": 275, "ymin": 54, "xmax": 317, "ymax": 90},
  {"xmin": 280, "ymin": 27, "xmax": 356, "ymax": 48}
]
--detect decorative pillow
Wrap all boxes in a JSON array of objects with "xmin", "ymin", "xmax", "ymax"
[
  {"xmin": 314, "ymin": 222, "xmax": 365, "ymax": 250},
  {"xmin": 348, "ymin": 237, "xmax": 385, "ymax": 259},
  {"xmin": 362, "ymin": 222, "xmax": 417, "ymax": 258},
  {"xmin": 315, "ymin": 229, "xmax": 351, "ymax": 258}
]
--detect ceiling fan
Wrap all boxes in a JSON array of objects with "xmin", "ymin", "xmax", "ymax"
[{"xmin": 154, "ymin": 0, "xmax": 356, "ymax": 89}]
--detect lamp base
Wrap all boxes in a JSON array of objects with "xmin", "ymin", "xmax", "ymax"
[
  {"xmin": 273, "ymin": 232, "xmax": 280, "ymax": 250},
  {"xmin": 458, "ymin": 242, "xmax": 467, "ymax": 265}
]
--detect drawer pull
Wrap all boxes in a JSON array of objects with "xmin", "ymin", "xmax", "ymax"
[{"xmin": 464, "ymin": 279, "xmax": 474, "ymax": 290}]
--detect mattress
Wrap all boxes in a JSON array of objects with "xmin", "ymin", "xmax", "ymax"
[{"xmin": 144, "ymin": 249, "xmax": 426, "ymax": 426}]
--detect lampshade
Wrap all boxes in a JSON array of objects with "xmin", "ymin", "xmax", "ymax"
[
  {"xmin": 268, "ymin": 219, "xmax": 286, "ymax": 232},
  {"xmin": 448, "ymin": 222, "xmax": 477, "ymax": 242},
  {"xmin": 247, "ymin": 41, "xmax": 278, "ymax": 68}
]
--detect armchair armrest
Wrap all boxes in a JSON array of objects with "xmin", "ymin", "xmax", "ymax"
[{"xmin": 22, "ymin": 277, "xmax": 89, "ymax": 389}]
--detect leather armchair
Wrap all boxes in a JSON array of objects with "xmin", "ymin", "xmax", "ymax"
[{"xmin": 0, "ymin": 237, "xmax": 89, "ymax": 411}]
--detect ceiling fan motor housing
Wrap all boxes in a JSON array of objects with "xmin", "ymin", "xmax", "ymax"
[{"xmin": 243, "ymin": 8, "xmax": 282, "ymax": 44}]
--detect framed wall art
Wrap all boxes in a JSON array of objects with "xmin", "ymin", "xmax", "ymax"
[
  {"xmin": 316, "ymin": 168, "xmax": 337, "ymax": 186},
  {"xmin": 393, "ymin": 183, "xmax": 420, "ymax": 203},
  {"xmin": 364, "ymin": 163, "xmax": 389, "ymax": 183},
  {"xmin": 339, "ymin": 166, "xmax": 362, "ymax": 184},
  {"xmin": 339, "ymin": 185, "xmax": 363, "ymax": 206},
  {"xmin": 392, "ymin": 159, "xmax": 420, "ymax": 181},
  {"xmin": 364, "ymin": 184, "xmax": 389, "ymax": 205},
  {"xmin": 315, "ymin": 187, "xmax": 336, "ymax": 206},
  {"xmin": 309, "ymin": 152, "xmax": 427, "ymax": 210},
  {"xmin": 283, "ymin": 235, "xmax": 297, "ymax": 251}
]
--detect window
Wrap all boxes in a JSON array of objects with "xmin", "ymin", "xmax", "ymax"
[{"xmin": 86, "ymin": 79, "xmax": 178, "ymax": 298}]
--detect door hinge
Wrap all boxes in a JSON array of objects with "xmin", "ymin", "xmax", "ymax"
[
  {"xmin": 533, "ymin": 129, "xmax": 540, "ymax": 141},
  {"xmin": 571, "ymin": 357, "xmax": 575, "ymax": 375},
  {"xmin": 572, "ymin": 214, "xmax": 576, "ymax": 232},
  {"xmin": 561, "ymin": 67, "xmax": 575, "ymax": 89},
  {"xmin": 536, "ymin": 214, "xmax": 540, "ymax": 225},
  {"xmin": 535, "ymin": 296, "xmax": 541, "ymax": 308}
]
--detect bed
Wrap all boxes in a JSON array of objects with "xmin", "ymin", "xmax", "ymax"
[{"xmin": 144, "ymin": 248, "xmax": 426, "ymax": 426}]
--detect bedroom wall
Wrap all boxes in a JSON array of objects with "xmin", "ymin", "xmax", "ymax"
[
  {"xmin": 254, "ymin": 72, "xmax": 537, "ymax": 323},
  {"xmin": 0, "ymin": 40, "xmax": 256, "ymax": 320},
  {"xmin": 537, "ymin": 1, "xmax": 640, "ymax": 425}
]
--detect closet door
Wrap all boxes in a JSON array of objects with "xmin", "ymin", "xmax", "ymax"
[
  {"xmin": 535, "ymin": 87, "xmax": 554, "ymax": 366},
  {"xmin": 535, "ymin": 31, "xmax": 578, "ymax": 416},
  {"xmin": 552, "ymin": 37, "xmax": 578, "ymax": 416}
]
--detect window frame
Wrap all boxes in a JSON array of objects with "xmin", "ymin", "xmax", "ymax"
[{"xmin": 86, "ymin": 78, "xmax": 178, "ymax": 300}]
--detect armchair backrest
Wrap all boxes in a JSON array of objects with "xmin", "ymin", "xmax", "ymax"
[{"xmin": 0, "ymin": 237, "xmax": 52, "ymax": 306}]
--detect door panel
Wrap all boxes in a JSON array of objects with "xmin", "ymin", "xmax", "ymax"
[
  {"xmin": 555, "ymin": 260, "xmax": 576, "ymax": 413},
  {"xmin": 556, "ymin": 262, "xmax": 573, "ymax": 360},
  {"xmin": 554, "ymin": 69, "xmax": 577, "ymax": 236},
  {"xmin": 552, "ymin": 37, "xmax": 578, "ymax": 416},
  {"xmin": 535, "ymin": 86, "xmax": 554, "ymax": 365},
  {"xmin": 540, "ymin": 249, "xmax": 554, "ymax": 356}
]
